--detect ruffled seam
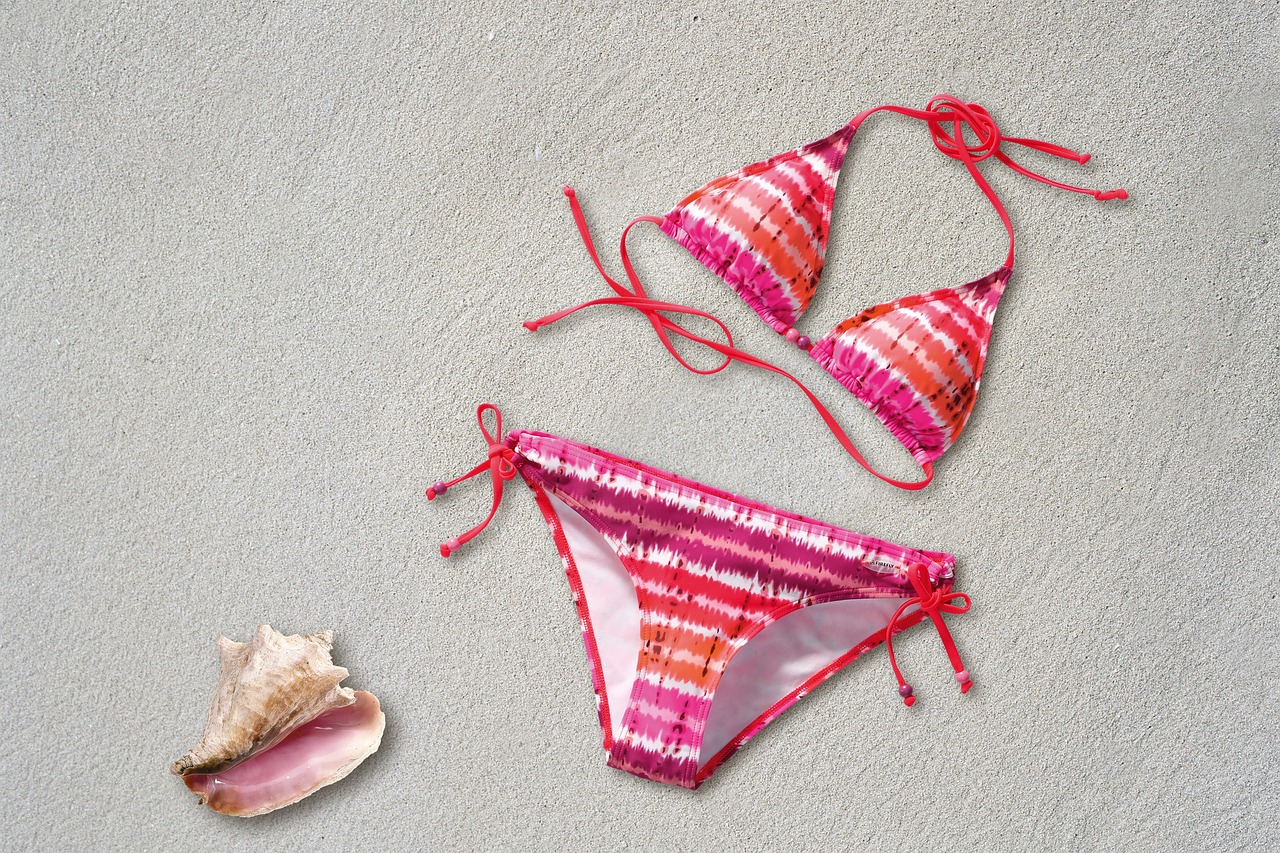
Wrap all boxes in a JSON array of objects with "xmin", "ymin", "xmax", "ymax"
[
  {"xmin": 806, "ymin": 336, "xmax": 943, "ymax": 468},
  {"xmin": 659, "ymin": 215, "xmax": 795, "ymax": 336}
]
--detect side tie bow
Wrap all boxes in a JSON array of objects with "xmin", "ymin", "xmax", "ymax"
[
  {"xmin": 426, "ymin": 404, "xmax": 517, "ymax": 557},
  {"xmin": 885, "ymin": 562, "xmax": 973, "ymax": 707}
]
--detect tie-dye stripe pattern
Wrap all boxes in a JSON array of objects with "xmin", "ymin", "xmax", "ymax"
[
  {"xmin": 510, "ymin": 429, "xmax": 956, "ymax": 788},
  {"xmin": 659, "ymin": 124, "xmax": 856, "ymax": 334},
  {"xmin": 808, "ymin": 267, "xmax": 1009, "ymax": 463},
  {"xmin": 657, "ymin": 119, "xmax": 1010, "ymax": 467}
]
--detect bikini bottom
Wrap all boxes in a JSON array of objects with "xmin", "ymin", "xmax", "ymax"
[{"xmin": 428, "ymin": 406, "xmax": 972, "ymax": 789}]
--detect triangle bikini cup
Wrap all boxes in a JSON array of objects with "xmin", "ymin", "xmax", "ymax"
[{"xmin": 524, "ymin": 95, "xmax": 1127, "ymax": 489}]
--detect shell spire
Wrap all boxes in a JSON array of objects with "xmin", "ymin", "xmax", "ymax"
[{"xmin": 171, "ymin": 625, "xmax": 356, "ymax": 777}]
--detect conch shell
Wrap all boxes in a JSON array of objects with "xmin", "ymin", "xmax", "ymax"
[{"xmin": 172, "ymin": 625, "xmax": 384, "ymax": 816}]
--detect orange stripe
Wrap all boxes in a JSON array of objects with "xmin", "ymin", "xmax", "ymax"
[
  {"xmin": 855, "ymin": 322, "xmax": 950, "ymax": 426},
  {"xmin": 698, "ymin": 188, "xmax": 812, "ymax": 292},
  {"xmin": 895, "ymin": 312, "xmax": 981, "ymax": 434},
  {"xmin": 768, "ymin": 156, "xmax": 831, "ymax": 236}
]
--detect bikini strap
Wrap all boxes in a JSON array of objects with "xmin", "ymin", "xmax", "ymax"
[
  {"xmin": 850, "ymin": 95, "xmax": 1128, "ymax": 268},
  {"xmin": 524, "ymin": 188, "xmax": 935, "ymax": 491},
  {"xmin": 426, "ymin": 403, "xmax": 517, "ymax": 557},
  {"xmin": 884, "ymin": 562, "xmax": 973, "ymax": 706}
]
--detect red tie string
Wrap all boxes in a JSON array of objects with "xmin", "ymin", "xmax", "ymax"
[
  {"xmin": 426, "ymin": 404, "xmax": 517, "ymax": 557},
  {"xmin": 884, "ymin": 562, "xmax": 973, "ymax": 707},
  {"xmin": 524, "ymin": 98, "xmax": 1124, "ymax": 491},
  {"xmin": 851, "ymin": 94, "xmax": 1129, "ymax": 268}
]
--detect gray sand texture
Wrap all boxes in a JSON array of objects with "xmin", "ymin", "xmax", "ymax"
[{"xmin": 1, "ymin": 1, "xmax": 1277, "ymax": 851}]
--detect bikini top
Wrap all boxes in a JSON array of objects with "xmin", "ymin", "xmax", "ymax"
[{"xmin": 525, "ymin": 96, "xmax": 1126, "ymax": 489}]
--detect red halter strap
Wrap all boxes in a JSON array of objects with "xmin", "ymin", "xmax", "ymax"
[
  {"xmin": 524, "ymin": 187, "xmax": 935, "ymax": 491},
  {"xmin": 426, "ymin": 404, "xmax": 517, "ymax": 557},
  {"xmin": 884, "ymin": 562, "xmax": 973, "ymax": 707},
  {"xmin": 851, "ymin": 95, "xmax": 1128, "ymax": 268}
]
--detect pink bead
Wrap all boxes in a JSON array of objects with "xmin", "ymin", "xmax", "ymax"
[
  {"xmin": 956, "ymin": 670, "xmax": 971, "ymax": 684},
  {"xmin": 447, "ymin": 537, "xmax": 461, "ymax": 552},
  {"xmin": 796, "ymin": 335, "xmax": 811, "ymax": 350},
  {"xmin": 784, "ymin": 328, "xmax": 801, "ymax": 343}
]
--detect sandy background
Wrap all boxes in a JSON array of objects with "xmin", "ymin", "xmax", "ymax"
[{"xmin": 2, "ymin": 1, "xmax": 1277, "ymax": 850}]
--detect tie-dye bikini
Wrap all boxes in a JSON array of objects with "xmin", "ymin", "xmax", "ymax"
[
  {"xmin": 430, "ymin": 98, "xmax": 1125, "ymax": 788},
  {"xmin": 525, "ymin": 95, "xmax": 1126, "ymax": 488},
  {"xmin": 430, "ymin": 405, "xmax": 970, "ymax": 789}
]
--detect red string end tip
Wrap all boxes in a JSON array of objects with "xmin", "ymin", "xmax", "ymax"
[
  {"xmin": 522, "ymin": 320, "xmax": 540, "ymax": 332},
  {"xmin": 898, "ymin": 684, "xmax": 914, "ymax": 707},
  {"xmin": 903, "ymin": 695, "xmax": 917, "ymax": 707},
  {"xmin": 427, "ymin": 481, "xmax": 447, "ymax": 501},
  {"xmin": 439, "ymin": 536, "xmax": 461, "ymax": 558},
  {"xmin": 1096, "ymin": 188, "xmax": 1128, "ymax": 201},
  {"xmin": 1077, "ymin": 152, "xmax": 1092, "ymax": 164},
  {"xmin": 563, "ymin": 186, "xmax": 576, "ymax": 198},
  {"xmin": 956, "ymin": 669, "xmax": 973, "ymax": 693}
]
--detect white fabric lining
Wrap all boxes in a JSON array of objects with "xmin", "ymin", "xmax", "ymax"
[
  {"xmin": 548, "ymin": 492, "xmax": 640, "ymax": 741},
  {"xmin": 700, "ymin": 597, "xmax": 905, "ymax": 762}
]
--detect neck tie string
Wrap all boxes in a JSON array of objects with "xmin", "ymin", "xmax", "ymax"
[
  {"xmin": 426, "ymin": 404, "xmax": 517, "ymax": 557},
  {"xmin": 884, "ymin": 562, "xmax": 973, "ymax": 706},
  {"xmin": 852, "ymin": 94, "xmax": 1128, "ymax": 268}
]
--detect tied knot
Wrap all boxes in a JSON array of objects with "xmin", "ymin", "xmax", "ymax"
[
  {"xmin": 910, "ymin": 93, "xmax": 1127, "ymax": 209},
  {"xmin": 427, "ymin": 404, "xmax": 519, "ymax": 558},
  {"xmin": 905, "ymin": 562, "xmax": 970, "ymax": 618},
  {"xmin": 474, "ymin": 403, "xmax": 517, "ymax": 482},
  {"xmin": 489, "ymin": 444, "xmax": 517, "ymax": 477},
  {"xmin": 925, "ymin": 95, "xmax": 1005, "ymax": 166},
  {"xmin": 886, "ymin": 562, "xmax": 973, "ymax": 707},
  {"xmin": 486, "ymin": 434, "xmax": 517, "ymax": 482}
]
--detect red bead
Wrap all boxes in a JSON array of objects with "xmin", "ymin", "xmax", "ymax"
[
  {"xmin": 898, "ymin": 684, "xmax": 914, "ymax": 698},
  {"xmin": 796, "ymin": 335, "xmax": 811, "ymax": 350}
]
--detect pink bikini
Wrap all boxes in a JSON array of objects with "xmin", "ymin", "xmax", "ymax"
[
  {"xmin": 429, "ymin": 97, "xmax": 1125, "ymax": 787},
  {"xmin": 526, "ymin": 95, "xmax": 1125, "ymax": 488},
  {"xmin": 429, "ymin": 406, "xmax": 970, "ymax": 789}
]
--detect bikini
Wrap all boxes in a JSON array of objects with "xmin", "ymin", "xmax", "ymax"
[
  {"xmin": 429, "ymin": 405, "xmax": 970, "ymax": 789},
  {"xmin": 429, "ymin": 97, "xmax": 1125, "ymax": 787},
  {"xmin": 524, "ymin": 95, "xmax": 1126, "ymax": 489}
]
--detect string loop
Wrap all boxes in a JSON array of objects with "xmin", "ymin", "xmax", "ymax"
[
  {"xmin": 426, "ymin": 404, "xmax": 517, "ymax": 557},
  {"xmin": 884, "ymin": 562, "xmax": 973, "ymax": 707},
  {"xmin": 851, "ymin": 94, "xmax": 1129, "ymax": 267},
  {"xmin": 524, "ymin": 188, "xmax": 935, "ymax": 491}
]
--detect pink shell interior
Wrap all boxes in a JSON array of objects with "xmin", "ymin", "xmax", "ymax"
[{"xmin": 182, "ymin": 690, "xmax": 384, "ymax": 816}]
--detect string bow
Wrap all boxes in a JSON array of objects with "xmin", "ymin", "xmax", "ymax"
[
  {"xmin": 427, "ymin": 404, "xmax": 517, "ymax": 557},
  {"xmin": 885, "ymin": 562, "xmax": 973, "ymax": 706}
]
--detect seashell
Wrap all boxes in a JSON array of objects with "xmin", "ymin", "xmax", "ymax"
[{"xmin": 172, "ymin": 625, "xmax": 384, "ymax": 816}]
